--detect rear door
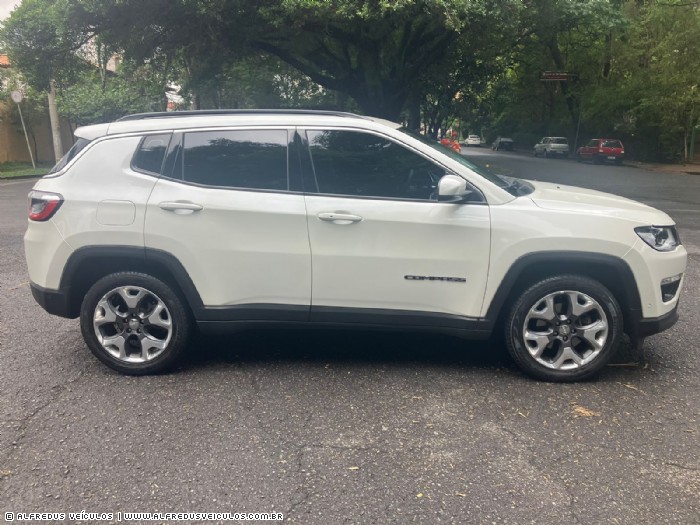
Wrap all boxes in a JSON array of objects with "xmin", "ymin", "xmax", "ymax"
[{"xmin": 144, "ymin": 127, "xmax": 311, "ymax": 318}]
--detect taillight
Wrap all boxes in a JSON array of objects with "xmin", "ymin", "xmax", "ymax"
[{"xmin": 28, "ymin": 191, "xmax": 63, "ymax": 221}]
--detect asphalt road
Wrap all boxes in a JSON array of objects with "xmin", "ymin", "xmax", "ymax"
[{"xmin": 1, "ymin": 153, "xmax": 698, "ymax": 524}]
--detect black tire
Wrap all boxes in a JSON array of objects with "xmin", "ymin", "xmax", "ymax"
[
  {"xmin": 504, "ymin": 275, "xmax": 622, "ymax": 382},
  {"xmin": 80, "ymin": 272, "xmax": 192, "ymax": 375}
]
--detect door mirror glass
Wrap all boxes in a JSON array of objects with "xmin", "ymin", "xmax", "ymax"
[{"xmin": 437, "ymin": 174, "xmax": 475, "ymax": 203}]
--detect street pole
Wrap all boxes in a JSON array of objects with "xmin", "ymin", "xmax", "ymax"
[
  {"xmin": 574, "ymin": 94, "xmax": 583, "ymax": 154},
  {"xmin": 11, "ymin": 91, "xmax": 36, "ymax": 169}
]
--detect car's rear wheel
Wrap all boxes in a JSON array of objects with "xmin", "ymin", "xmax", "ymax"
[
  {"xmin": 80, "ymin": 272, "xmax": 192, "ymax": 375},
  {"xmin": 504, "ymin": 275, "xmax": 622, "ymax": 382}
]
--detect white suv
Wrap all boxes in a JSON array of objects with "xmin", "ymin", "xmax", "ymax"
[{"xmin": 25, "ymin": 110, "xmax": 687, "ymax": 381}]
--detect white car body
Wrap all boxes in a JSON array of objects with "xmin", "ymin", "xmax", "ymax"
[
  {"xmin": 24, "ymin": 111, "xmax": 687, "ymax": 379},
  {"xmin": 465, "ymin": 135, "xmax": 481, "ymax": 146}
]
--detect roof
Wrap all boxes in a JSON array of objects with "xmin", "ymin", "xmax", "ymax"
[{"xmin": 0, "ymin": 54, "xmax": 10, "ymax": 68}]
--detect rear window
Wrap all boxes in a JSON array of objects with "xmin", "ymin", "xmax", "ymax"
[
  {"xmin": 551, "ymin": 138, "xmax": 568, "ymax": 144},
  {"xmin": 602, "ymin": 140, "xmax": 622, "ymax": 148},
  {"xmin": 181, "ymin": 129, "xmax": 288, "ymax": 190},
  {"xmin": 48, "ymin": 137, "xmax": 91, "ymax": 174}
]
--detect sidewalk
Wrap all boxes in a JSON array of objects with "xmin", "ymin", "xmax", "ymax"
[{"xmin": 625, "ymin": 160, "xmax": 700, "ymax": 175}]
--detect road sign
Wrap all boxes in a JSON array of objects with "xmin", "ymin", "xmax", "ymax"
[
  {"xmin": 10, "ymin": 90, "xmax": 35, "ymax": 168},
  {"xmin": 540, "ymin": 71, "xmax": 578, "ymax": 82}
]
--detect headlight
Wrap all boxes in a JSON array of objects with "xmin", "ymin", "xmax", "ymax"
[{"xmin": 635, "ymin": 226, "xmax": 680, "ymax": 252}]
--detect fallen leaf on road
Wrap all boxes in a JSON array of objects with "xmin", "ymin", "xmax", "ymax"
[
  {"xmin": 571, "ymin": 403, "xmax": 601, "ymax": 418},
  {"xmin": 348, "ymin": 466, "xmax": 360, "ymax": 470}
]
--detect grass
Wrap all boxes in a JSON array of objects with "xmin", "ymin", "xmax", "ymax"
[{"xmin": 0, "ymin": 161, "xmax": 51, "ymax": 179}]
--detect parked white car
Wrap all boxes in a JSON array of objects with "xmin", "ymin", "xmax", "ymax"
[
  {"xmin": 534, "ymin": 136, "xmax": 570, "ymax": 158},
  {"xmin": 25, "ymin": 110, "xmax": 686, "ymax": 381},
  {"xmin": 464, "ymin": 134, "xmax": 481, "ymax": 146}
]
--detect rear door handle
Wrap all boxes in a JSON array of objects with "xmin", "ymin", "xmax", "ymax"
[
  {"xmin": 317, "ymin": 212, "xmax": 363, "ymax": 224},
  {"xmin": 159, "ymin": 201, "xmax": 203, "ymax": 214}
]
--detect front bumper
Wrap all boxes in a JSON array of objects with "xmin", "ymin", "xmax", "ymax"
[{"xmin": 628, "ymin": 304, "xmax": 679, "ymax": 341}]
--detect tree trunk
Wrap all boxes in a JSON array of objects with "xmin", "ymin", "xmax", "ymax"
[{"xmin": 47, "ymin": 80, "xmax": 63, "ymax": 162}]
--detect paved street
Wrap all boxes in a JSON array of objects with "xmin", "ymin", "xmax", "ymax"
[{"xmin": 1, "ymin": 155, "xmax": 698, "ymax": 524}]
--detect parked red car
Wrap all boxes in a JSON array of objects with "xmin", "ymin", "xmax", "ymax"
[{"xmin": 576, "ymin": 139, "xmax": 625, "ymax": 165}]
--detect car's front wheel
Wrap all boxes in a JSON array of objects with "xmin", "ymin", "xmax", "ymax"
[
  {"xmin": 504, "ymin": 275, "xmax": 622, "ymax": 382},
  {"xmin": 80, "ymin": 272, "xmax": 192, "ymax": 375}
]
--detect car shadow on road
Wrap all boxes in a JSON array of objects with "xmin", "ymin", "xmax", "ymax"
[
  {"xmin": 185, "ymin": 328, "xmax": 514, "ymax": 371},
  {"xmin": 181, "ymin": 328, "xmax": 649, "ymax": 382}
]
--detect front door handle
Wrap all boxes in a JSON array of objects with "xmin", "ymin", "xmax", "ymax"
[
  {"xmin": 159, "ymin": 201, "xmax": 203, "ymax": 214},
  {"xmin": 317, "ymin": 212, "xmax": 363, "ymax": 224}
]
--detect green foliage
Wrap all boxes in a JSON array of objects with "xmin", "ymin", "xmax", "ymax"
[
  {"xmin": 0, "ymin": 0, "xmax": 91, "ymax": 90},
  {"xmin": 56, "ymin": 67, "xmax": 165, "ymax": 125},
  {"xmin": 3, "ymin": 0, "xmax": 698, "ymax": 161}
]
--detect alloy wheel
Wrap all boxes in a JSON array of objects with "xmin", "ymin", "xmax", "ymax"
[
  {"xmin": 92, "ymin": 286, "xmax": 173, "ymax": 363},
  {"xmin": 522, "ymin": 290, "xmax": 609, "ymax": 371}
]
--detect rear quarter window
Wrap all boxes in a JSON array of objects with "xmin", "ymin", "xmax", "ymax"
[
  {"xmin": 132, "ymin": 134, "xmax": 172, "ymax": 175},
  {"xmin": 48, "ymin": 138, "xmax": 91, "ymax": 174}
]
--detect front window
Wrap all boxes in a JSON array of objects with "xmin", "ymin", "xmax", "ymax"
[{"xmin": 305, "ymin": 129, "xmax": 445, "ymax": 200}]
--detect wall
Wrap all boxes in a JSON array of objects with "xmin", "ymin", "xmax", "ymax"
[{"xmin": 0, "ymin": 101, "xmax": 74, "ymax": 164}]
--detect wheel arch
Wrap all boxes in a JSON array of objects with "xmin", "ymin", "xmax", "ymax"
[
  {"xmin": 59, "ymin": 246, "xmax": 203, "ymax": 318},
  {"xmin": 484, "ymin": 251, "xmax": 641, "ymax": 335}
]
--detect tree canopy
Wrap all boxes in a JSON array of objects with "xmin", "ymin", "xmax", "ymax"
[{"xmin": 1, "ymin": 0, "xmax": 698, "ymax": 161}]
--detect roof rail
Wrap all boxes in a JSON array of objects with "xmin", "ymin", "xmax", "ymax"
[{"xmin": 117, "ymin": 109, "xmax": 369, "ymax": 122}]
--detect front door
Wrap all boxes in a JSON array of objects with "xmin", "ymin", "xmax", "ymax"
[{"xmin": 299, "ymin": 128, "xmax": 491, "ymax": 325}]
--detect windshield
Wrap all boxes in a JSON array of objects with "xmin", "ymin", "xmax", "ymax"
[
  {"xmin": 48, "ymin": 137, "xmax": 91, "ymax": 174},
  {"xmin": 398, "ymin": 127, "xmax": 532, "ymax": 197},
  {"xmin": 551, "ymin": 138, "xmax": 568, "ymax": 144}
]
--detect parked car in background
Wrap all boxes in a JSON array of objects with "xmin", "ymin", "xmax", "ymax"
[
  {"xmin": 464, "ymin": 135, "xmax": 481, "ymax": 147},
  {"xmin": 576, "ymin": 139, "xmax": 625, "ymax": 165},
  {"xmin": 492, "ymin": 137, "xmax": 514, "ymax": 151},
  {"xmin": 533, "ymin": 137, "xmax": 569, "ymax": 158}
]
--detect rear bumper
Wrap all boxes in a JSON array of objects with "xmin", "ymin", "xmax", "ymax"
[{"xmin": 30, "ymin": 282, "xmax": 77, "ymax": 319}]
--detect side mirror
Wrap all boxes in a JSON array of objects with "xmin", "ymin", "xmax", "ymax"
[{"xmin": 437, "ymin": 174, "xmax": 476, "ymax": 203}]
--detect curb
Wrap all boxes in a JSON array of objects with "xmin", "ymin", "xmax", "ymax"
[{"xmin": 0, "ymin": 174, "xmax": 46, "ymax": 181}]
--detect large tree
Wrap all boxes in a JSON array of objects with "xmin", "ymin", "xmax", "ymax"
[{"xmin": 74, "ymin": 0, "xmax": 519, "ymax": 121}]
